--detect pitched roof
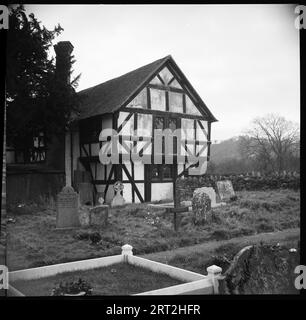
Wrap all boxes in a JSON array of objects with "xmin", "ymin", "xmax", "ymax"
[
  {"xmin": 77, "ymin": 55, "xmax": 217, "ymax": 122},
  {"xmin": 77, "ymin": 56, "xmax": 169, "ymax": 119}
]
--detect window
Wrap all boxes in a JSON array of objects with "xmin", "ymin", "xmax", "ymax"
[
  {"xmin": 150, "ymin": 88, "xmax": 166, "ymax": 111},
  {"xmin": 7, "ymin": 132, "xmax": 47, "ymax": 164},
  {"xmin": 154, "ymin": 116, "xmax": 165, "ymax": 130},
  {"xmin": 150, "ymin": 164, "xmax": 174, "ymax": 182},
  {"xmin": 153, "ymin": 116, "xmax": 179, "ymax": 155},
  {"xmin": 30, "ymin": 132, "xmax": 46, "ymax": 162},
  {"xmin": 169, "ymin": 91, "xmax": 183, "ymax": 113}
]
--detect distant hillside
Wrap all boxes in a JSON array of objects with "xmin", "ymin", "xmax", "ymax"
[{"xmin": 210, "ymin": 137, "xmax": 242, "ymax": 165}]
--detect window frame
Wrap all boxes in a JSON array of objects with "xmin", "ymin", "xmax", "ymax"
[{"xmin": 150, "ymin": 164, "xmax": 175, "ymax": 182}]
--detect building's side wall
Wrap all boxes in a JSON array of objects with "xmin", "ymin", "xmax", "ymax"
[
  {"xmin": 6, "ymin": 133, "xmax": 65, "ymax": 204},
  {"xmin": 77, "ymin": 64, "xmax": 212, "ymax": 203}
]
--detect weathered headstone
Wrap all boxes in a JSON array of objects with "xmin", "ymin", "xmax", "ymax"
[
  {"xmin": 78, "ymin": 205, "xmax": 91, "ymax": 227},
  {"xmin": 89, "ymin": 205, "xmax": 109, "ymax": 227},
  {"xmin": 194, "ymin": 187, "xmax": 224, "ymax": 208},
  {"xmin": 56, "ymin": 186, "xmax": 80, "ymax": 228},
  {"xmin": 192, "ymin": 188, "xmax": 211, "ymax": 224},
  {"xmin": 111, "ymin": 181, "xmax": 125, "ymax": 207},
  {"xmin": 216, "ymin": 180, "xmax": 235, "ymax": 201}
]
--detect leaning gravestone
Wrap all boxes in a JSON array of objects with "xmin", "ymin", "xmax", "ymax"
[
  {"xmin": 56, "ymin": 186, "xmax": 80, "ymax": 228},
  {"xmin": 216, "ymin": 180, "xmax": 236, "ymax": 201}
]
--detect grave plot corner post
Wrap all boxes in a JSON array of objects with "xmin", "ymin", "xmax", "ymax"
[
  {"xmin": 207, "ymin": 265, "xmax": 222, "ymax": 294},
  {"xmin": 121, "ymin": 244, "xmax": 133, "ymax": 262}
]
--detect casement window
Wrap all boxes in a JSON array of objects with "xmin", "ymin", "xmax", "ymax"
[
  {"xmin": 153, "ymin": 115, "xmax": 179, "ymax": 155},
  {"xmin": 7, "ymin": 131, "xmax": 46, "ymax": 164},
  {"xmin": 151, "ymin": 164, "xmax": 175, "ymax": 182}
]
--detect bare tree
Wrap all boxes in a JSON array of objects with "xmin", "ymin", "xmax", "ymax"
[{"xmin": 239, "ymin": 114, "xmax": 300, "ymax": 173}]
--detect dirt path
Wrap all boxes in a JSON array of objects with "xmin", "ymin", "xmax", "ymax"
[{"xmin": 141, "ymin": 228, "xmax": 300, "ymax": 264}]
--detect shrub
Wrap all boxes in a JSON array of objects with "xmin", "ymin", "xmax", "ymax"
[
  {"xmin": 255, "ymin": 223, "xmax": 275, "ymax": 233},
  {"xmin": 211, "ymin": 228, "xmax": 231, "ymax": 240},
  {"xmin": 51, "ymin": 278, "xmax": 93, "ymax": 296},
  {"xmin": 74, "ymin": 231, "xmax": 102, "ymax": 244}
]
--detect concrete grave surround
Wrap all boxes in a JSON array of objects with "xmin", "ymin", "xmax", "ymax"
[
  {"xmin": 56, "ymin": 186, "xmax": 80, "ymax": 228},
  {"xmin": 8, "ymin": 244, "xmax": 223, "ymax": 296}
]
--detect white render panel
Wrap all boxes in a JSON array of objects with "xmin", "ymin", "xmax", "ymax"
[
  {"xmin": 123, "ymin": 183, "xmax": 133, "ymax": 203},
  {"xmin": 196, "ymin": 120, "xmax": 208, "ymax": 141},
  {"xmin": 178, "ymin": 164, "xmax": 184, "ymax": 175},
  {"xmin": 151, "ymin": 183, "xmax": 173, "ymax": 202},
  {"xmin": 122, "ymin": 163, "xmax": 132, "ymax": 181},
  {"xmin": 118, "ymin": 112, "xmax": 134, "ymax": 136},
  {"xmin": 122, "ymin": 183, "xmax": 144, "ymax": 203},
  {"xmin": 134, "ymin": 161, "xmax": 144, "ymax": 180},
  {"xmin": 135, "ymin": 183, "xmax": 144, "ymax": 203}
]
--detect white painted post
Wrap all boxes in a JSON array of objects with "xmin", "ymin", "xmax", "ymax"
[
  {"xmin": 121, "ymin": 244, "xmax": 133, "ymax": 262},
  {"xmin": 207, "ymin": 265, "xmax": 222, "ymax": 294}
]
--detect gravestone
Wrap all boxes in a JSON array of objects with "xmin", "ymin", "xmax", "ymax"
[
  {"xmin": 89, "ymin": 205, "xmax": 109, "ymax": 227},
  {"xmin": 194, "ymin": 187, "xmax": 224, "ymax": 208},
  {"xmin": 78, "ymin": 205, "xmax": 91, "ymax": 227},
  {"xmin": 192, "ymin": 189, "xmax": 211, "ymax": 224},
  {"xmin": 56, "ymin": 186, "xmax": 80, "ymax": 228},
  {"xmin": 216, "ymin": 180, "xmax": 235, "ymax": 201},
  {"xmin": 111, "ymin": 181, "xmax": 125, "ymax": 207}
]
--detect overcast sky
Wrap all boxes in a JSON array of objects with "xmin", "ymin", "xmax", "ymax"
[{"xmin": 26, "ymin": 4, "xmax": 300, "ymax": 141}]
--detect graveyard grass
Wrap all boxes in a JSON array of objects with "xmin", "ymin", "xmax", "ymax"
[{"xmin": 7, "ymin": 189, "xmax": 300, "ymax": 271}]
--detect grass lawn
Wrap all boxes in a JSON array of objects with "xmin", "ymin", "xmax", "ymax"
[
  {"xmin": 152, "ymin": 232, "xmax": 300, "ymax": 275},
  {"xmin": 7, "ymin": 189, "xmax": 300, "ymax": 271},
  {"xmin": 11, "ymin": 263, "xmax": 184, "ymax": 296}
]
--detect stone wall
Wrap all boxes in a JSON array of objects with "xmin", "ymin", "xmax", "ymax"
[{"xmin": 175, "ymin": 173, "xmax": 300, "ymax": 203}]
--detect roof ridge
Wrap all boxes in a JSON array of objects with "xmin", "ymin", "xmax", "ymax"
[{"xmin": 78, "ymin": 55, "xmax": 170, "ymax": 94}]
